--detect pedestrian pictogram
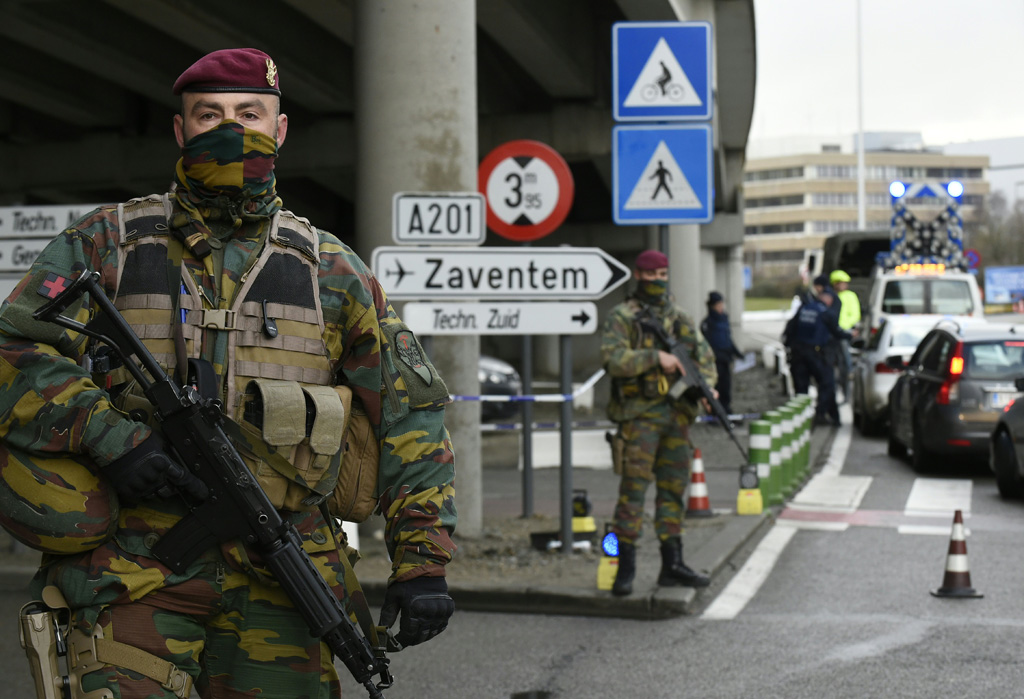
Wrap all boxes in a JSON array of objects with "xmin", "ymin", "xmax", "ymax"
[
  {"xmin": 613, "ymin": 124, "xmax": 713, "ymax": 224},
  {"xmin": 613, "ymin": 21, "xmax": 712, "ymax": 122},
  {"xmin": 623, "ymin": 141, "xmax": 702, "ymax": 211},
  {"xmin": 622, "ymin": 38, "xmax": 702, "ymax": 109}
]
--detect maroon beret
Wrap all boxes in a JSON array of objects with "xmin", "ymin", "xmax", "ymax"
[
  {"xmin": 635, "ymin": 249, "xmax": 669, "ymax": 270},
  {"xmin": 173, "ymin": 48, "xmax": 281, "ymax": 96}
]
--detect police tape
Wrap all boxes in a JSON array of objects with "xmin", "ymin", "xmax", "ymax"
[{"xmin": 448, "ymin": 368, "xmax": 608, "ymax": 405}]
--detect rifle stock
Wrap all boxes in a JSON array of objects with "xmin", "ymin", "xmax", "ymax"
[
  {"xmin": 638, "ymin": 312, "xmax": 749, "ymax": 462},
  {"xmin": 33, "ymin": 271, "xmax": 392, "ymax": 698}
]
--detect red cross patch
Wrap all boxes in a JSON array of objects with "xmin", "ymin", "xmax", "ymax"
[{"xmin": 37, "ymin": 272, "xmax": 69, "ymax": 300}]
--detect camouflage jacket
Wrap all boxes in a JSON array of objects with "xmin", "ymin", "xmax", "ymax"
[
  {"xmin": 0, "ymin": 194, "xmax": 456, "ymax": 588},
  {"xmin": 600, "ymin": 293, "xmax": 717, "ymax": 423}
]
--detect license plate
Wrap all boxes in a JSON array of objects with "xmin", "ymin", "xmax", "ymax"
[{"xmin": 990, "ymin": 392, "xmax": 1019, "ymax": 410}]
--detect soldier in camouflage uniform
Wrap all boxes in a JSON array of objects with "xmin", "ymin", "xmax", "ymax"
[
  {"xmin": 601, "ymin": 249, "xmax": 716, "ymax": 597},
  {"xmin": 0, "ymin": 49, "xmax": 455, "ymax": 698}
]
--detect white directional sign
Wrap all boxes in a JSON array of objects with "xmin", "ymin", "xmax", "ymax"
[
  {"xmin": 613, "ymin": 124, "xmax": 713, "ymax": 224},
  {"xmin": 371, "ymin": 246, "xmax": 630, "ymax": 300},
  {"xmin": 613, "ymin": 21, "xmax": 712, "ymax": 122},
  {"xmin": 403, "ymin": 302, "xmax": 599, "ymax": 335},
  {"xmin": 0, "ymin": 203, "xmax": 104, "ymax": 273},
  {"xmin": 392, "ymin": 192, "xmax": 485, "ymax": 245}
]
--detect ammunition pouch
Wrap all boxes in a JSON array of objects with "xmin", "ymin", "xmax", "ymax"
[
  {"xmin": 238, "ymin": 378, "xmax": 380, "ymax": 521},
  {"xmin": 19, "ymin": 586, "xmax": 192, "ymax": 699}
]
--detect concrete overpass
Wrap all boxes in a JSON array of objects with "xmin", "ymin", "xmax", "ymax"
[{"xmin": 0, "ymin": 0, "xmax": 756, "ymax": 535}]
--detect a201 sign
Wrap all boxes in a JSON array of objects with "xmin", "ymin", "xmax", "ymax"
[{"xmin": 392, "ymin": 191, "xmax": 486, "ymax": 245}]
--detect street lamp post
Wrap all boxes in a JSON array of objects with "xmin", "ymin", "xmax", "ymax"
[{"xmin": 856, "ymin": 0, "xmax": 866, "ymax": 230}]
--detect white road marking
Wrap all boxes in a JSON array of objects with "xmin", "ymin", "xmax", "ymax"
[
  {"xmin": 777, "ymin": 519, "xmax": 850, "ymax": 532},
  {"xmin": 701, "ymin": 525, "xmax": 798, "ymax": 620},
  {"xmin": 702, "ymin": 410, "xmax": 855, "ymax": 620},
  {"xmin": 788, "ymin": 473, "xmax": 873, "ymax": 513},
  {"xmin": 903, "ymin": 477, "xmax": 972, "ymax": 517},
  {"xmin": 897, "ymin": 524, "xmax": 969, "ymax": 537}
]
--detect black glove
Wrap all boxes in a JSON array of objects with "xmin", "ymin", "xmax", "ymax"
[
  {"xmin": 103, "ymin": 434, "xmax": 209, "ymax": 503},
  {"xmin": 378, "ymin": 576, "xmax": 454, "ymax": 648}
]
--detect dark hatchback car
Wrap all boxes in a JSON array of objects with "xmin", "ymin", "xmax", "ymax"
[
  {"xmin": 479, "ymin": 355, "xmax": 523, "ymax": 422},
  {"xmin": 888, "ymin": 320, "xmax": 1024, "ymax": 470},
  {"xmin": 990, "ymin": 377, "xmax": 1024, "ymax": 498}
]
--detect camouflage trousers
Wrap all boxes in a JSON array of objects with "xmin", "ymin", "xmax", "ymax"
[
  {"xmin": 76, "ymin": 564, "xmax": 342, "ymax": 699},
  {"xmin": 610, "ymin": 403, "xmax": 691, "ymax": 545},
  {"xmin": 34, "ymin": 505, "xmax": 355, "ymax": 699}
]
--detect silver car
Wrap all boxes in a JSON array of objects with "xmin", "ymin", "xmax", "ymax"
[{"xmin": 851, "ymin": 315, "xmax": 949, "ymax": 435}]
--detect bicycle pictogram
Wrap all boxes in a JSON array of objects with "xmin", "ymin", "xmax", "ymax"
[{"xmin": 640, "ymin": 61, "xmax": 686, "ymax": 102}]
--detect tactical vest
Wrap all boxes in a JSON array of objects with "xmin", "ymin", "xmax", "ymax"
[
  {"xmin": 109, "ymin": 194, "xmax": 346, "ymax": 512},
  {"xmin": 608, "ymin": 299, "xmax": 699, "ymax": 423}
]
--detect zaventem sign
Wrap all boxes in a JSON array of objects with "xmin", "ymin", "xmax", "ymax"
[{"xmin": 371, "ymin": 246, "xmax": 630, "ymax": 300}]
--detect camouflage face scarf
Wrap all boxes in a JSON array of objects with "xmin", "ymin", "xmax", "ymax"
[
  {"xmin": 635, "ymin": 278, "xmax": 668, "ymax": 305},
  {"xmin": 173, "ymin": 120, "xmax": 282, "ymax": 230}
]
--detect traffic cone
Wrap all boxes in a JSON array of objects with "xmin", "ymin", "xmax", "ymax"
[
  {"xmin": 931, "ymin": 510, "xmax": 983, "ymax": 599},
  {"xmin": 685, "ymin": 449, "xmax": 714, "ymax": 518}
]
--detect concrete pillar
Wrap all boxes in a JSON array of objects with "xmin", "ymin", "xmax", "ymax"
[
  {"xmin": 354, "ymin": 0, "xmax": 482, "ymax": 538},
  {"xmin": 668, "ymin": 224, "xmax": 702, "ymax": 321}
]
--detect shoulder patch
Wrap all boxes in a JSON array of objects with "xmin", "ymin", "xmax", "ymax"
[
  {"xmin": 37, "ymin": 272, "xmax": 70, "ymax": 300},
  {"xmin": 394, "ymin": 329, "xmax": 432, "ymax": 386}
]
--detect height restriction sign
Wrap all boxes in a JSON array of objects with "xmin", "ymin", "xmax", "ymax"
[{"xmin": 478, "ymin": 140, "xmax": 574, "ymax": 242}]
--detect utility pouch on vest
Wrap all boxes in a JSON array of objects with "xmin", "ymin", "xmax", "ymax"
[
  {"xmin": 327, "ymin": 385, "xmax": 381, "ymax": 523},
  {"xmin": 605, "ymin": 429, "xmax": 625, "ymax": 476},
  {"xmin": 239, "ymin": 378, "xmax": 347, "ymax": 512}
]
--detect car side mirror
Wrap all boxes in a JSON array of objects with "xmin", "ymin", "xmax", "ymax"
[
  {"xmin": 851, "ymin": 337, "xmax": 866, "ymax": 350},
  {"xmin": 1015, "ymin": 377, "xmax": 1024, "ymax": 392},
  {"xmin": 885, "ymin": 355, "xmax": 906, "ymax": 370}
]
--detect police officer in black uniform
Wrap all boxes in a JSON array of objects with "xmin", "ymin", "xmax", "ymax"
[{"xmin": 783, "ymin": 284, "xmax": 851, "ymax": 426}]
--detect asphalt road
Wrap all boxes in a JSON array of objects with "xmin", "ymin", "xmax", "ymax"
[{"xmin": 343, "ymin": 409, "xmax": 1024, "ymax": 699}]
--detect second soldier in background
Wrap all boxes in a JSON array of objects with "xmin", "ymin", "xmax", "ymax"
[{"xmin": 601, "ymin": 250, "xmax": 717, "ymax": 597}]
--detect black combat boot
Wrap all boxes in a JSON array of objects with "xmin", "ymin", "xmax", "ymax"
[
  {"xmin": 611, "ymin": 542, "xmax": 636, "ymax": 597},
  {"xmin": 657, "ymin": 538, "xmax": 710, "ymax": 588}
]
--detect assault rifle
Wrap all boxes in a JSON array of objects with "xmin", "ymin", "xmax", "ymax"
[
  {"xmin": 637, "ymin": 309, "xmax": 749, "ymax": 462},
  {"xmin": 34, "ymin": 271, "xmax": 393, "ymax": 699}
]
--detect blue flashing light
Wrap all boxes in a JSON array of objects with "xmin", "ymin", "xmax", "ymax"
[
  {"xmin": 889, "ymin": 181, "xmax": 907, "ymax": 198},
  {"xmin": 601, "ymin": 531, "xmax": 620, "ymax": 557},
  {"xmin": 946, "ymin": 180, "xmax": 964, "ymax": 198}
]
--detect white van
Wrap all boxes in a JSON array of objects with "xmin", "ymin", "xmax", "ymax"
[{"xmin": 863, "ymin": 264, "xmax": 983, "ymax": 335}]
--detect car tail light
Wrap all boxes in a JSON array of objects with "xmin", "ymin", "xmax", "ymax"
[
  {"xmin": 936, "ymin": 341, "xmax": 964, "ymax": 405},
  {"xmin": 874, "ymin": 362, "xmax": 900, "ymax": 374}
]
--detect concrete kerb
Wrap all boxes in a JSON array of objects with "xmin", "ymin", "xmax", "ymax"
[{"xmin": 359, "ymin": 422, "xmax": 839, "ymax": 621}]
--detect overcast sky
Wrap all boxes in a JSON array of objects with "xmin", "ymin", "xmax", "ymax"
[{"xmin": 749, "ymin": 0, "xmax": 1024, "ymax": 148}]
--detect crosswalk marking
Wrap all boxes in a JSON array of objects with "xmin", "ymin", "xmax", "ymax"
[{"xmin": 903, "ymin": 477, "xmax": 972, "ymax": 517}]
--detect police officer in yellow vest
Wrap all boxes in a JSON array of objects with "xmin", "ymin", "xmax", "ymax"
[
  {"xmin": 0, "ymin": 49, "xmax": 456, "ymax": 698},
  {"xmin": 830, "ymin": 269, "xmax": 861, "ymax": 403}
]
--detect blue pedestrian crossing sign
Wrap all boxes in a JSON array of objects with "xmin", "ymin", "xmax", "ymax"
[
  {"xmin": 612, "ymin": 124, "xmax": 713, "ymax": 225},
  {"xmin": 613, "ymin": 21, "xmax": 712, "ymax": 122}
]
